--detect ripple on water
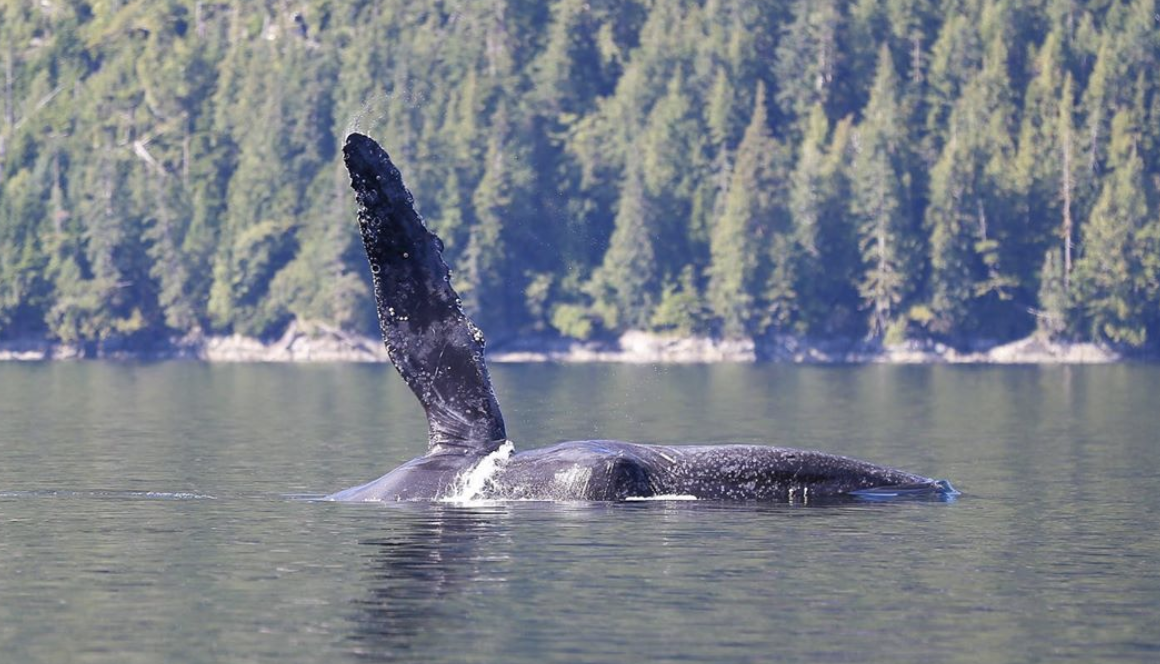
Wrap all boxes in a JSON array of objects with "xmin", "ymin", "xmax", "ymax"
[{"xmin": 0, "ymin": 489, "xmax": 217, "ymax": 500}]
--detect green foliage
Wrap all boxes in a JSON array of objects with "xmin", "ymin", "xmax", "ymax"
[
  {"xmin": 550, "ymin": 303, "xmax": 596, "ymax": 341},
  {"xmin": 790, "ymin": 105, "xmax": 859, "ymax": 335},
  {"xmin": 651, "ymin": 267, "xmax": 711, "ymax": 336},
  {"xmin": 587, "ymin": 155, "xmax": 658, "ymax": 330},
  {"xmin": 926, "ymin": 28, "xmax": 1026, "ymax": 342},
  {"xmin": 1073, "ymin": 108, "xmax": 1156, "ymax": 346},
  {"xmin": 775, "ymin": 0, "xmax": 843, "ymax": 131},
  {"xmin": 708, "ymin": 82, "xmax": 786, "ymax": 337},
  {"xmin": 1035, "ymin": 248, "xmax": 1069, "ymax": 339},
  {"xmin": 852, "ymin": 46, "xmax": 913, "ymax": 338},
  {"xmin": 1, "ymin": 0, "xmax": 1159, "ymax": 351}
]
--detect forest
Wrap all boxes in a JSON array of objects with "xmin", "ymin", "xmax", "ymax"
[{"xmin": 1, "ymin": 0, "xmax": 1158, "ymax": 352}]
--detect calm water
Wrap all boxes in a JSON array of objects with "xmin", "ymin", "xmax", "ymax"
[{"xmin": 1, "ymin": 362, "xmax": 1158, "ymax": 663}]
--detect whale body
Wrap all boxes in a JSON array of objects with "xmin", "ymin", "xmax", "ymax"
[{"xmin": 329, "ymin": 133, "xmax": 956, "ymax": 503}]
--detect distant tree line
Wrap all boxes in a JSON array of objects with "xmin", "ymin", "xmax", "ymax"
[{"xmin": 1, "ymin": 0, "xmax": 1158, "ymax": 350}]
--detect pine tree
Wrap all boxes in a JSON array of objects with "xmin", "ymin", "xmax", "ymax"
[
  {"xmin": 1035, "ymin": 247, "xmax": 1067, "ymax": 338},
  {"xmin": 774, "ymin": 0, "xmax": 843, "ymax": 131},
  {"xmin": 1078, "ymin": 1, "xmax": 1160, "ymax": 219},
  {"xmin": 925, "ymin": 32, "xmax": 1022, "ymax": 341},
  {"xmin": 1073, "ymin": 108, "xmax": 1154, "ymax": 346},
  {"xmin": 790, "ymin": 106, "xmax": 830, "ymax": 267},
  {"xmin": 638, "ymin": 70, "xmax": 706, "ymax": 281},
  {"xmin": 1013, "ymin": 33, "xmax": 1065, "ymax": 258},
  {"xmin": 788, "ymin": 105, "xmax": 858, "ymax": 334},
  {"xmin": 587, "ymin": 154, "xmax": 658, "ymax": 330},
  {"xmin": 885, "ymin": 0, "xmax": 940, "ymax": 86},
  {"xmin": 1057, "ymin": 73, "xmax": 1079, "ymax": 294},
  {"xmin": 706, "ymin": 67, "xmax": 741, "ymax": 149},
  {"xmin": 925, "ymin": 10, "xmax": 983, "ymax": 152},
  {"xmin": 463, "ymin": 132, "xmax": 514, "ymax": 337},
  {"xmin": 461, "ymin": 103, "xmax": 537, "ymax": 339},
  {"xmin": 0, "ymin": 162, "xmax": 51, "ymax": 337},
  {"xmin": 852, "ymin": 46, "xmax": 912, "ymax": 338},
  {"xmin": 708, "ymin": 83, "xmax": 785, "ymax": 336}
]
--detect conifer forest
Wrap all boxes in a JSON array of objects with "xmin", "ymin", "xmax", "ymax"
[{"xmin": 1, "ymin": 0, "xmax": 1159, "ymax": 351}]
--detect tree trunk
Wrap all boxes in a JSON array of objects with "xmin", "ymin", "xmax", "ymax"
[{"xmin": 1061, "ymin": 116, "xmax": 1074, "ymax": 292}]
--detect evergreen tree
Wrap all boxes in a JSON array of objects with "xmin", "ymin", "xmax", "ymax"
[
  {"xmin": 707, "ymin": 67, "xmax": 741, "ymax": 149},
  {"xmin": 852, "ymin": 46, "xmax": 913, "ymax": 338},
  {"xmin": 1036, "ymin": 247, "xmax": 1068, "ymax": 338},
  {"xmin": 789, "ymin": 105, "xmax": 858, "ymax": 334},
  {"xmin": 774, "ymin": 0, "xmax": 843, "ymax": 129},
  {"xmin": 709, "ymin": 83, "xmax": 784, "ymax": 336},
  {"xmin": 1073, "ymin": 108, "xmax": 1155, "ymax": 346},
  {"xmin": 926, "ymin": 32, "xmax": 1023, "ymax": 341},
  {"xmin": 587, "ymin": 154, "xmax": 658, "ymax": 330},
  {"xmin": 639, "ymin": 70, "xmax": 706, "ymax": 279},
  {"xmin": 1057, "ymin": 73, "xmax": 1079, "ymax": 294},
  {"xmin": 0, "ymin": 162, "xmax": 51, "ymax": 337},
  {"xmin": 1014, "ymin": 32, "xmax": 1069, "ymax": 285},
  {"xmin": 461, "ymin": 104, "xmax": 537, "ymax": 339},
  {"xmin": 925, "ymin": 9, "xmax": 983, "ymax": 153}
]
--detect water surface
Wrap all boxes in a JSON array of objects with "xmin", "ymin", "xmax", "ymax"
[{"xmin": 1, "ymin": 362, "xmax": 1158, "ymax": 663}]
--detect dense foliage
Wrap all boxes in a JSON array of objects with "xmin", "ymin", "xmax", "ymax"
[{"xmin": 2, "ymin": 0, "xmax": 1159, "ymax": 350}]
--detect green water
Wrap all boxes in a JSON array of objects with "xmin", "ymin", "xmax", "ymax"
[{"xmin": 1, "ymin": 362, "xmax": 1158, "ymax": 663}]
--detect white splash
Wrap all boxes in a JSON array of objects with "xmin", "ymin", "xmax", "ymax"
[
  {"xmin": 626, "ymin": 494, "xmax": 699, "ymax": 501},
  {"xmin": 442, "ymin": 441, "xmax": 515, "ymax": 502}
]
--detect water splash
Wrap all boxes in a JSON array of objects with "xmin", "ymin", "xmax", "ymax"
[
  {"xmin": 626, "ymin": 495, "xmax": 698, "ymax": 501},
  {"xmin": 344, "ymin": 89, "xmax": 433, "ymax": 143},
  {"xmin": 442, "ymin": 441, "xmax": 515, "ymax": 502}
]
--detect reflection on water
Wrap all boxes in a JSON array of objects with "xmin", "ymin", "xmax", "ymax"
[
  {"xmin": 342, "ymin": 498, "xmax": 990, "ymax": 664},
  {"xmin": 349, "ymin": 505, "xmax": 512, "ymax": 661},
  {"xmin": 1, "ymin": 362, "xmax": 1159, "ymax": 663}
]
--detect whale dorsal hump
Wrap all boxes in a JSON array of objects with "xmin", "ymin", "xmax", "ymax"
[{"xmin": 343, "ymin": 133, "xmax": 507, "ymax": 454}]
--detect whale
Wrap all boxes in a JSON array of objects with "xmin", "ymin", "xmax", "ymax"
[{"xmin": 328, "ymin": 133, "xmax": 957, "ymax": 503}]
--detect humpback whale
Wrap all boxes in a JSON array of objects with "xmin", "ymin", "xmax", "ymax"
[{"xmin": 329, "ymin": 133, "xmax": 957, "ymax": 503}]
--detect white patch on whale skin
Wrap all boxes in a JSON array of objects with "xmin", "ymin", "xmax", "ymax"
[
  {"xmin": 552, "ymin": 465, "xmax": 593, "ymax": 496},
  {"xmin": 443, "ymin": 441, "xmax": 515, "ymax": 503}
]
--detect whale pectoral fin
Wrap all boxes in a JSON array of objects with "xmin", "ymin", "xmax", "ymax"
[
  {"xmin": 343, "ymin": 133, "xmax": 506, "ymax": 453},
  {"xmin": 849, "ymin": 479, "xmax": 960, "ymax": 500}
]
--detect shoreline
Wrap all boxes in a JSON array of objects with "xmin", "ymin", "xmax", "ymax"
[{"xmin": 0, "ymin": 320, "xmax": 1129, "ymax": 365}]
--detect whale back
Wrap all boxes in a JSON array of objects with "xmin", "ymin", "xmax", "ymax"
[{"xmin": 343, "ymin": 133, "xmax": 507, "ymax": 454}]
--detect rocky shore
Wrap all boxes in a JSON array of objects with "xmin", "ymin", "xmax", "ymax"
[
  {"xmin": 0, "ymin": 320, "xmax": 1128, "ymax": 364},
  {"xmin": 487, "ymin": 330, "xmax": 1123, "ymax": 364}
]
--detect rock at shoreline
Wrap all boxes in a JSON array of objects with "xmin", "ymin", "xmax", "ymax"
[
  {"xmin": 202, "ymin": 320, "xmax": 389, "ymax": 363},
  {"xmin": 970, "ymin": 336, "xmax": 1120, "ymax": 364},
  {"xmin": 0, "ymin": 338, "xmax": 84, "ymax": 361},
  {"xmin": 489, "ymin": 331, "xmax": 756, "ymax": 363},
  {"xmin": 488, "ymin": 331, "xmax": 1123, "ymax": 365},
  {"xmin": 0, "ymin": 320, "xmax": 390, "ymax": 363},
  {"xmin": 0, "ymin": 324, "xmax": 1128, "ymax": 364}
]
